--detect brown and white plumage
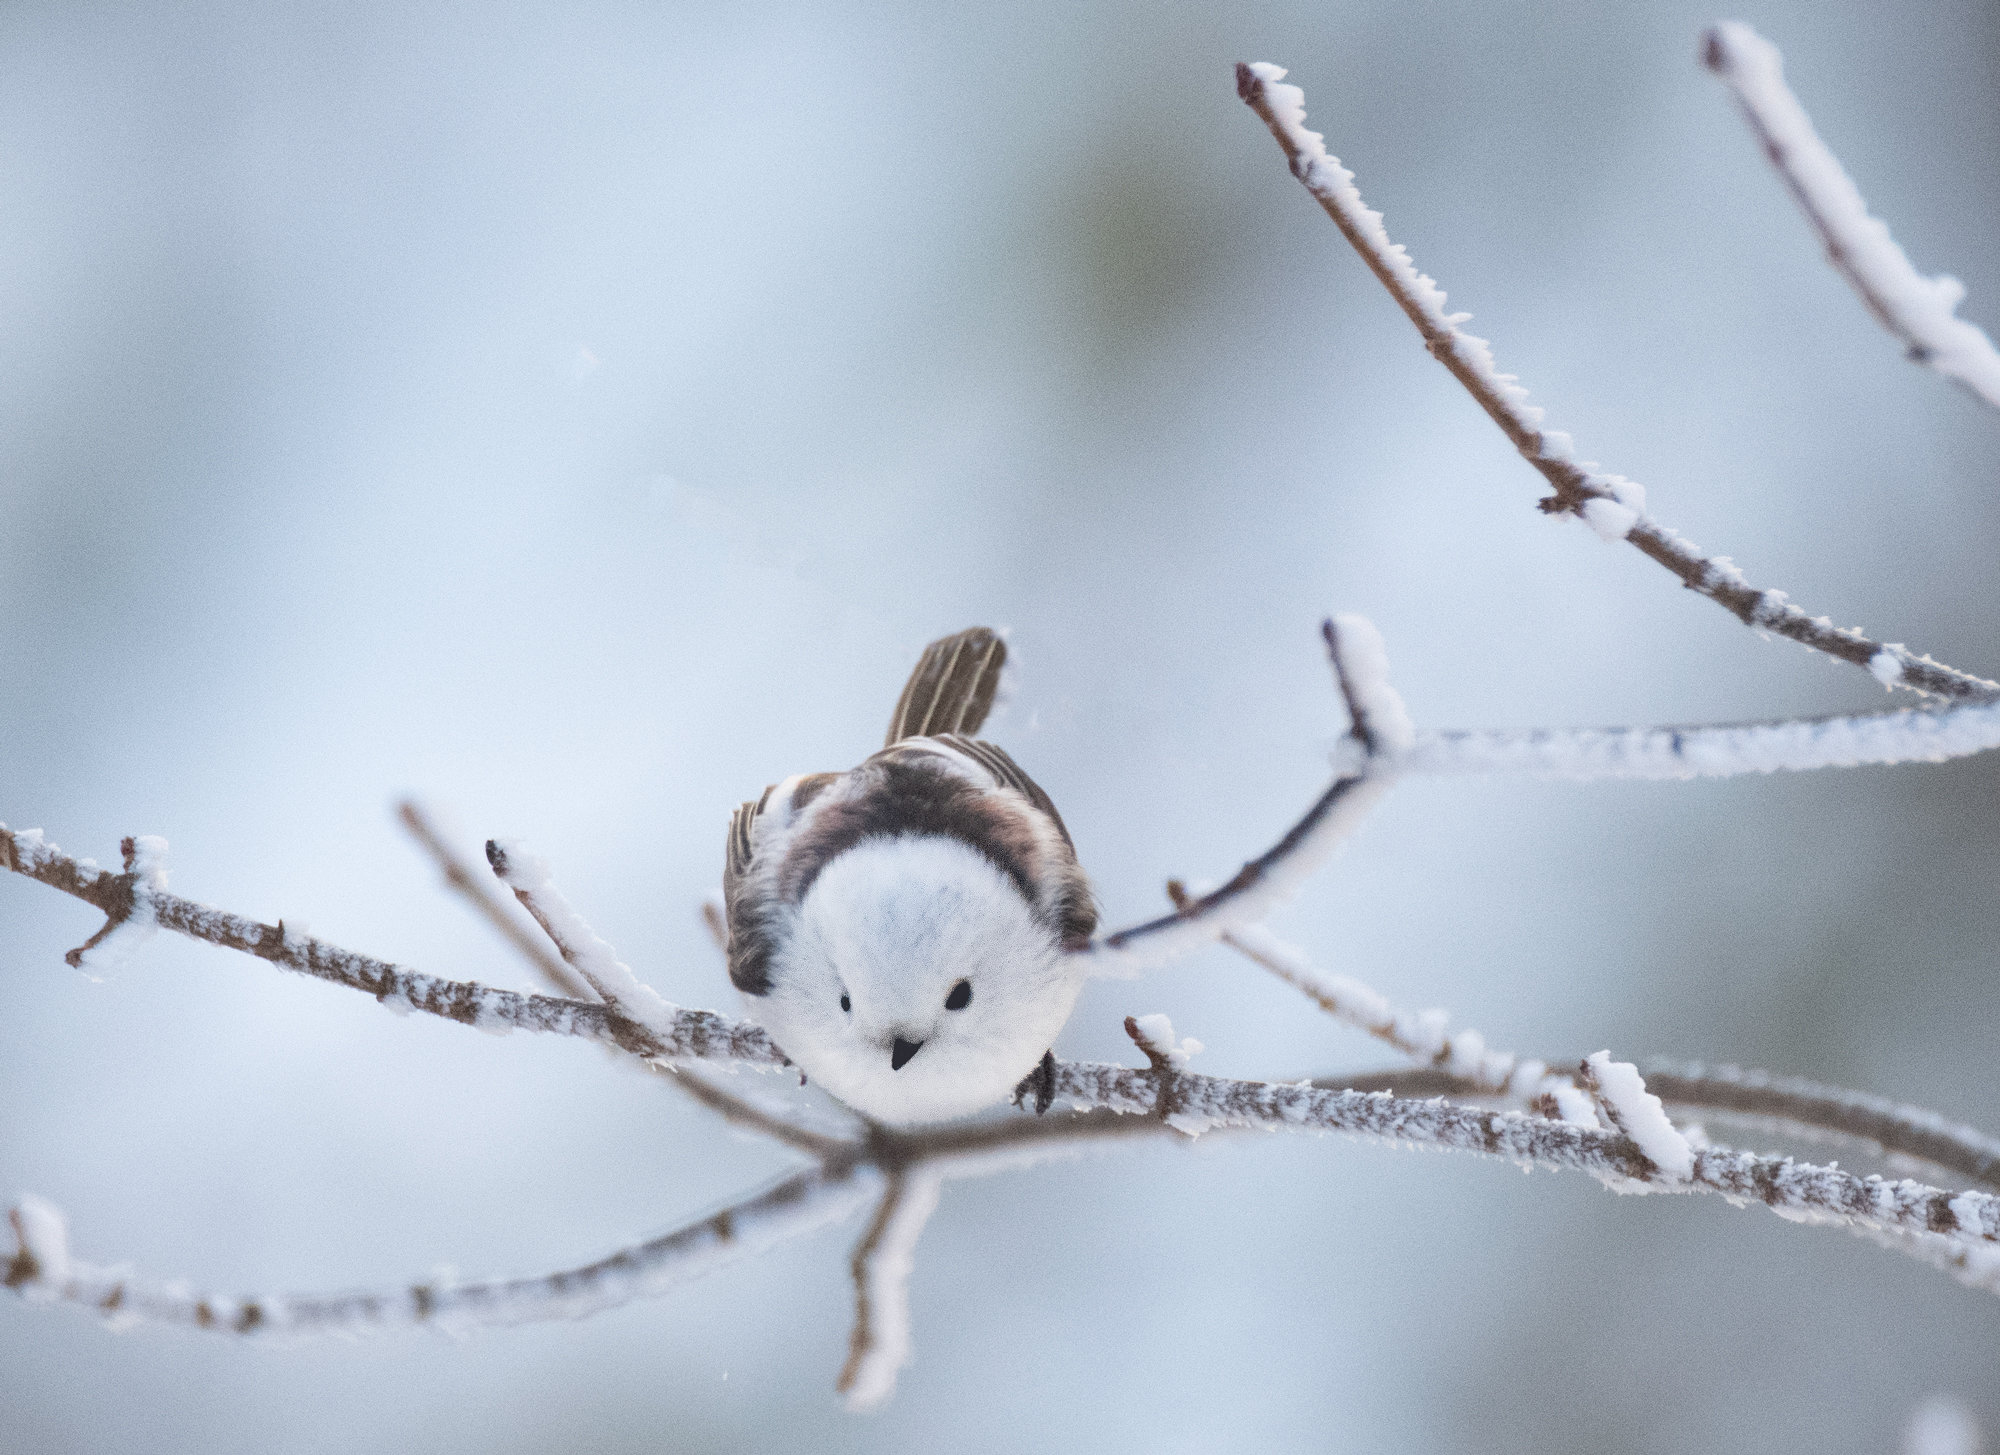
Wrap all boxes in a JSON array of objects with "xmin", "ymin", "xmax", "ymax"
[{"xmin": 722, "ymin": 629, "xmax": 1094, "ymax": 1124}]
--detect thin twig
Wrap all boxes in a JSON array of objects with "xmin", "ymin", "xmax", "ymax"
[
  {"xmin": 1398, "ymin": 699, "xmax": 2000, "ymax": 780},
  {"xmin": 0, "ymin": 823, "xmax": 788, "ymax": 1070},
  {"xmin": 484, "ymin": 839, "xmax": 678, "ymax": 1030},
  {"xmin": 837, "ymin": 1168, "xmax": 944, "ymax": 1411},
  {"xmin": 1173, "ymin": 887, "xmax": 1553, "ymax": 1101},
  {"xmin": 4, "ymin": 1165, "xmax": 878, "ymax": 1337},
  {"xmin": 1213, "ymin": 915, "xmax": 2000, "ymax": 1192},
  {"xmin": 396, "ymin": 800, "xmax": 594, "ymax": 1001},
  {"xmin": 1704, "ymin": 23, "xmax": 2000, "ymax": 412},
  {"xmin": 1043, "ymin": 1057, "xmax": 2000, "ymax": 1258},
  {"xmin": 1644, "ymin": 1063, "xmax": 2000, "ymax": 1193},
  {"xmin": 660, "ymin": 1065, "xmax": 859, "ymax": 1162},
  {"xmin": 1080, "ymin": 616, "xmax": 1412, "ymax": 971},
  {"xmin": 1234, "ymin": 61, "xmax": 1997, "ymax": 703}
]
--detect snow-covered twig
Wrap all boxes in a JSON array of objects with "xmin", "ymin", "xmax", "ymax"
[
  {"xmin": 485, "ymin": 839, "xmax": 681, "ymax": 1036},
  {"xmin": 1175, "ymin": 894, "xmax": 1557, "ymax": 1101},
  {"xmin": 1399, "ymin": 699, "xmax": 2000, "ymax": 781},
  {"xmin": 836, "ymin": 1169, "xmax": 944, "ymax": 1411},
  {"xmin": 1082, "ymin": 616, "xmax": 1412, "ymax": 972},
  {"xmin": 0, "ymin": 823, "xmax": 789, "ymax": 1072},
  {"xmin": 1577, "ymin": 1052, "xmax": 1695, "ymax": 1180},
  {"xmin": 1044, "ymin": 1057, "xmax": 2000, "ymax": 1268},
  {"xmin": 1218, "ymin": 921, "xmax": 2000, "ymax": 1190},
  {"xmin": 397, "ymin": 799, "xmax": 593, "ymax": 1001},
  {"xmin": 1234, "ymin": 61, "xmax": 1997, "ymax": 704},
  {"xmin": 1704, "ymin": 23, "xmax": 2000, "ymax": 412},
  {"xmin": 661, "ymin": 1064, "xmax": 861, "ymax": 1161},
  {"xmin": 61, "ymin": 834, "xmax": 169, "ymax": 975},
  {"xmin": 5, "ymin": 1165, "xmax": 879, "ymax": 1337},
  {"xmin": 1644, "ymin": 1063, "xmax": 2000, "ymax": 1193}
]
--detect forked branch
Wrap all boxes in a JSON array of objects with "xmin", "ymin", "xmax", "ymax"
[{"xmin": 1234, "ymin": 61, "xmax": 1998, "ymax": 703}]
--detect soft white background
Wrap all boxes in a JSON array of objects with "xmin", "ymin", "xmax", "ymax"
[{"xmin": 4, "ymin": 1, "xmax": 1998, "ymax": 1450}]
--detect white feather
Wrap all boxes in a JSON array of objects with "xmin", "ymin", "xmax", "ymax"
[{"xmin": 749, "ymin": 835, "xmax": 1083, "ymax": 1124}]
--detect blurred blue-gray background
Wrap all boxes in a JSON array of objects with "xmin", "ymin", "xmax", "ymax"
[{"xmin": 4, "ymin": 1, "xmax": 1998, "ymax": 1450}]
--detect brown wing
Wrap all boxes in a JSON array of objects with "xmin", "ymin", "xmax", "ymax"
[
  {"xmin": 885, "ymin": 628, "xmax": 1006, "ymax": 745},
  {"xmin": 722, "ymin": 784, "xmax": 777, "ymax": 995},
  {"xmin": 934, "ymin": 734, "xmax": 1077, "ymax": 851}
]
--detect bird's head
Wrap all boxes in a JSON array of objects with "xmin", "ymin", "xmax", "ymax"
[{"xmin": 752, "ymin": 833, "xmax": 1083, "ymax": 1124}]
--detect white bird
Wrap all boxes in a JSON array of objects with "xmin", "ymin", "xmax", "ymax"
[{"xmin": 723, "ymin": 629, "xmax": 1094, "ymax": 1124}]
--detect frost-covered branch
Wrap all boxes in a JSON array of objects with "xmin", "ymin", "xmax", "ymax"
[
  {"xmin": 1081, "ymin": 616, "xmax": 1413, "ymax": 972},
  {"xmin": 1704, "ymin": 23, "xmax": 2000, "ymax": 412},
  {"xmin": 397, "ymin": 799, "xmax": 592, "ymax": 1001},
  {"xmin": 837, "ymin": 1168, "xmax": 944, "ymax": 1411},
  {"xmin": 4, "ymin": 1166, "xmax": 879, "ymax": 1337},
  {"xmin": 0, "ymin": 823, "xmax": 788, "ymax": 1071},
  {"xmin": 1043, "ymin": 1057, "xmax": 2000, "ymax": 1268},
  {"xmin": 1397, "ymin": 698, "xmax": 2000, "ymax": 781},
  {"xmin": 1644, "ymin": 1063, "xmax": 2000, "ymax": 1193},
  {"xmin": 1209, "ymin": 912, "xmax": 2000, "ymax": 1190},
  {"xmin": 1234, "ymin": 60, "xmax": 1997, "ymax": 703},
  {"xmin": 485, "ymin": 838, "xmax": 682, "ymax": 1035},
  {"xmin": 1173, "ymin": 892, "xmax": 1562, "ymax": 1103}
]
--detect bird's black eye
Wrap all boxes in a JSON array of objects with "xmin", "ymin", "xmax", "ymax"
[
  {"xmin": 840, "ymin": 992, "xmax": 851, "ymax": 1013},
  {"xmin": 945, "ymin": 980, "xmax": 972, "ymax": 1011}
]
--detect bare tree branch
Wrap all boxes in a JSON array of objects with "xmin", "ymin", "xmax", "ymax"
[
  {"xmin": 1644, "ymin": 1063, "xmax": 2000, "ymax": 1194},
  {"xmin": 0, "ymin": 823, "xmax": 789, "ymax": 1071},
  {"xmin": 4, "ymin": 1166, "xmax": 879, "ymax": 1337},
  {"xmin": 1704, "ymin": 23, "xmax": 2000, "ymax": 412},
  {"xmin": 397, "ymin": 799, "xmax": 593, "ymax": 1001},
  {"xmin": 1206, "ymin": 916, "xmax": 2000, "ymax": 1192},
  {"xmin": 1399, "ymin": 700, "xmax": 2000, "ymax": 781},
  {"xmin": 1234, "ymin": 60, "xmax": 1998, "ymax": 703},
  {"xmin": 659, "ymin": 1064, "xmax": 860, "ymax": 1162},
  {"xmin": 1080, "ymin": 616, "xmax": 1413, "ymax": 972},
  {"xmin": 837, "ymin": 1169, "xmax": 944, "ymax": 1411}
]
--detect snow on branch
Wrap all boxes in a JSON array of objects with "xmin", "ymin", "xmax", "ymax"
[
  {"xmin": 1183, "ymin": 899, "xmax": 1562, "ymax": 1101},
  {"xmin": 485, "ymin": 838, "xmax": 681, "ymax": 1036},
  {"xmin": 837, "ymin": 1169, "xmax": 945, "ymax": 1411},
  {"xmin": 0, "ymin": 823, "xmax": 789, "ymax": 1072},
  {"xmin": 62, "ymin": 833, "xmax": 169, "ymax": 976},
  {"xmin": 1704, "ymin": 23, "xmax": 2000, "ymax": 412},
  {"xmin": 1081, "ymin": 616, "xmax": 1410, "ymax": 973},
  {"xmin": 1396, "ymin": 698, "xmax": 2000, "ymax": 781},
  {"xmin": 1234, "ymin": 61, "xmax": 1998, "ymax": 704},
  {"xmin": 1578, "ymin": 1052, "xmax": 1695, "ymax": 1180},
  {"xmin": 4, "ymin": 1165, "xmax": 880, "ymax": 1338},
  {"xmin": 1643, "ymin": 1063, "xmax": 2000, "ymax": 1193},
  {"xmin": 1205, "ymin": 912, "xmax": 2000, "ymax": 1189},
  {"xmin": 397, "ymin": 799, "xmax": 592, "ymax": 1001},
  {"xmin": 1043, "ymin": 1057, "xmax": 2000, "ymax": 1263}
]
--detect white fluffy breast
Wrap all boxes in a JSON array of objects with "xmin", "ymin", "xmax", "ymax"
[{"xmin": 749, "ymin": 834, "xmax": 1084, "ymax": 1124}]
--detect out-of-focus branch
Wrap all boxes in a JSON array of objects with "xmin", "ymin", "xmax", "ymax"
[
  {"xmin": 837, "ymin": 1169, "xmax": 944, "ymax": 1411},
  {"xmin": 0, "ymin": 823, "xmax": 788, "ymax": 1071},
  {"xmin": 3, "ymin": 1166, "xmax": 879, "ymax": 1336},
  {"xmin": 1644, "ymin": 1063, "xmax": 2000, "ymax": 1193},
  {"xmin": 1234, "ymin": 60, "xmax": 1998, "ymax": 704},
  {"xmin": 397, "ymin": 800, "xmax": 593, "ymax": 1001},
  {"xmin": 1081, "ymin": 616, "xmax": 1413, "ymax": 973},
  {"xmin": 1211, "ymin": 916, "xmax": 2000, "ymax": 1192},
  {"xmin": 1704, "ymin": 23, "xmax": 2000, "ymax": 412},
  {"xmin": 1398, "ymin": 700, "xmax": 2000, "ymax": 781}
]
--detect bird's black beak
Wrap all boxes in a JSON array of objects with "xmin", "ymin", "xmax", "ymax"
[{"xmin": 891, "ymin": 1037, "xmax": 924, "ymax": 1071}]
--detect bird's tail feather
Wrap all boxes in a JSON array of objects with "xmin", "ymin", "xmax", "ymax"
[{"xmin": 885, "ymin": 627, "xmax": 1006, "ymax": 744}]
